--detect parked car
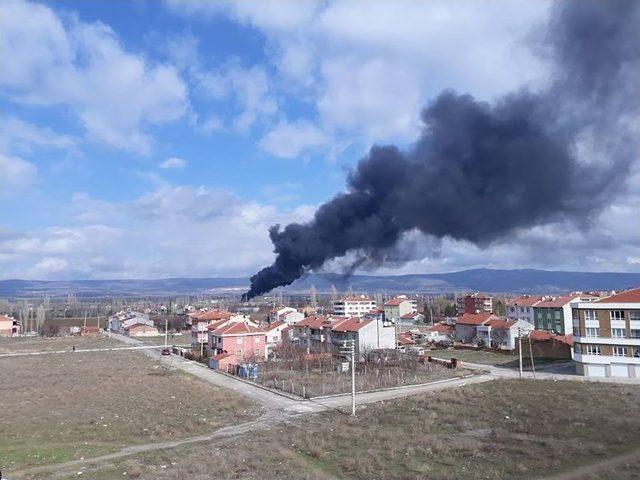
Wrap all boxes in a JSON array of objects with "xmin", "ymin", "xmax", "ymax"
[
  {"xmin": 409, "ymin": 346, "xmax": 425, "ymax": 355},
  {"xmin": 161, "ymin": 348, "xmax": 171, "ymax": 356}
]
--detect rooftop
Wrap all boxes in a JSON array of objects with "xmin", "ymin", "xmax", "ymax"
[
  {"xmin": 456, "ymin": 313, "xmax": 500, "ymax": 326},
  {"xmin": 596, "ymin": 287, "xmax": 640, "ymax": 303}
]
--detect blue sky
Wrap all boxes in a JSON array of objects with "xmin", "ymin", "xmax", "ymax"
[{"xmin": 1, "ymin": 0, "xmax": 638, "ymax": 280}]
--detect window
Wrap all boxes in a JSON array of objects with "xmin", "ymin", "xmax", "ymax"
[
  {"xmin": 254, "ymin": 337, "xmax": 261, "ymax": 343},
  {"xmin": 254, "ymin": 348, "xmax": 260, "ymax": 355},
  {"xmin": 586, "ymin": 345, "xmax": 601, "ymax": 356},
  {"xmin": 613, "ymin": 346, "xmax": 628, "ymax": 357},
  {"xmin": 584, "ymin": 310, "xmax": 598, "ymax": 321},
  {"xmin": 585, "ymin": 327, "xmax": 600, "ymax": 337},
  {"xmin": 573, "ymin": 327, "xmax": 580, "ymax": 336},
  {"xmin": 611, "ymin": 328, "xmax": 626, "ymax": 338},
  {"xmin": 573, "ymin": 343, "xmax": 580, "ymax": 354},
  {"xmin": 630, "ymin": 329, "xmax": 640, "ymax": 339},
  {"xmin": 610, "ymin": 310, "xmax": 625, "ymax": 321},
  {"xmin": 633, "ymin": 347, "xmax": 640, "ymax": 358},
  {"xmin": 554, "ymin": 310, "xmax": 561, "ymax": 320},
  {"xmin": 235, "ymin": 350, "xmax": 242, "ymax": 356},
  {"xmin": 630, "ymin": 311, "xmax": 640, "ymax": 321},
  {"xmin": 236, "ymin": 337, "xmax": 244, "ymax": 344}
]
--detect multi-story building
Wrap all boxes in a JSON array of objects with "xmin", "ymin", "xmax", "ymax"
[
  {"xmin": 332, "ymin": 295, "xmax": 377, "ymax": 318},
  {"xmin": 456, "ymin": 293, "xmax": 493, "ymax": 314},
  {"xmin": 533, "ymin": 293, "xmax": 599, "ymax": 335},
  {"xmin": 572, "ymin": 288, "xmax": 640, "ymax": 378},
  {"xmin": 506, "ymin": 295, "xmax": 542, "ymax": 325},
  {"xmin": 208, "ymin": 322, "xmax": 267, "ymax": 361},
  {"xmin": 383, "ymin": 295, "xmax": 417, "ymax": 323},
  {"xmin": 268, "ymin": 306, "xmax": 304, "ymax": 325}
]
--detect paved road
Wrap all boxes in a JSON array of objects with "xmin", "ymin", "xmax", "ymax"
[{"xmin": 453, "ymin": 359, "xmax": 640, "ymax": 384}]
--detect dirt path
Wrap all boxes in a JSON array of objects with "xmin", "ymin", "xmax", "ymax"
[
  {"xmin": 540, "ymin": 446, "xmax": 640, "ymax": 480},
  {"xmin": 9, "ymin": 412, "xmax": 285, "ymax": 479}
]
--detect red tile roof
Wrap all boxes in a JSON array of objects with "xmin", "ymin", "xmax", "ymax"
[
  {"xmin": 206, "ymin": 319, "xmax": 231, "ymax": 330},
  {"xmin": 456, "ymin": 313, "xmax": 499, "ymax": 326},
  {"xmin": 427, "ymin": 323, "xmax": 455, "ymax": 334},
  {"xmin": 263, "ymin": 320, "xmax": 287, "ymax": 331},
  {"xmin": 294, "ymin": 316, "xmax": 329, "ymax": 329},
  {"xmin": 210, "ymin": 322, "xmax": 264, "ymax": 336},
  {"xmin": 596, "ymin": 287, "xmax": 640, "ymax": 303},
  {"xmin": 536, "ymin": 294, "xmax": 578, "ymax": 308},
  {"xmin": 330, "ymin": 318, "xmax": 373, "ymax": 332},
  {"xmin": 401, "ymin": 312, "xmax": 421, "ymax": 319},
  {"xmin": 529, "ymin": 330, "xmax": 573, "ymax": 346},
  {"xmin": 507, "ymin": 295, "xmax": 542, "ymax": 307},
  {"xmin": 385, "ymin": 297, "xmax": 410, "ymax": 306},
  {"xmin": 198, "ymin": 310, "xmax": 232, "ymax": 321},
  {"xmin": 487, "ymin": 319, "xmax": 517, "ymax": 330},
  {"xmin": 397, "ymin": 332, "xmax": 415, "ymax": 345}
]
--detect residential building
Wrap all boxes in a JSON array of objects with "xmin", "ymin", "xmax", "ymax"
[
  {"xmin": 291, "ymin": 314, "xmax": 396, "ymax": 355},
  {"xmin": 454, "ymin": 313, "xmax": 500, "ymax": 344},
  {"xmin": 484, "ymin": 319, "xmax": 534, "ymax": 350},
  {"xmin": 332, "ymin": 295, "xmax": 377, "ymax": 318},
  {"xmin": 268, "ymin": 306, "xmax": 304, "ymax": 325},
  {"xmin": 190, "ymin": 310, "xmax": 250, "ymax": 348},
  {"xmin": 208, "ymin": 322, "xmax": 267, "ymax": 361},
  {"xmin": 124, "ymin": 322, "xmax": 159, "ymax": 337},
  {"xmin": 397, "ymin": 332, "xmax": 416, "ymax": 347},
  {"xmin": 532, "ymin": 293, "xmax": 602, "ymax": 335},
  {"xmin": 0, "ymin": 315, "xmax": 21, "ymax": 337},
  {"xmin": 424, "ymin": 323, "xmax": 455, "ymax": 343},
  {"xmin": 384, "ymin": 295, "xmax": 418, "ymax": 323},
  {"xmin": 262, "ymin": 320, "xmax": 288, "ymax": 356},
  {"xmin": 326, "ymin": 317, "xmax": 396, "ymax": 356},
  {"xmin": 400, "ymin": 312, "xmax": 425, "ymax": 324},
  {"xmin": 572, "ymin": 287, "xmax": 640, "ymax": 378},
  {"xmin": 527, "ymin": 330, "xmax": 573, "ymax": 360},
  {"xmin": 108, "ymin": 311, "xmax": 150, "ymax": 334},
  {"xmin": 506, "ymin": 295, "xmax": 542, "ymax": 325},
  {"xmin": 456, "ymin": 293, "xmax": 493, "ymax": 314},
  {"xmin": 209, "ymin": 352, "xmax": 237, "ymax": 373}
]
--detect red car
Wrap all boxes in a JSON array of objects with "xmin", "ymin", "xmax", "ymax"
[{"xmin": 161, "ymin": 348, "xmax": 171, "ymax": 356}]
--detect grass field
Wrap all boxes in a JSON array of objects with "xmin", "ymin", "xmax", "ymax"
[
  {"xmin": 52, "ymin": 379, "xmax": 640, "ymax": 480},
  {"xmin": 0, "ymin": 336, "xmax": 259, "ymax": 476},
  {"xmin": 431, "ymin": 348, "xmax": 560, "ymax": 368},
  {"xmin": 0, "ymin": 335, "xmax": 120, "ymax": 354}
]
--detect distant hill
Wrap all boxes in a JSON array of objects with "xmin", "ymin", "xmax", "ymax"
[{"xmin": 1, "ymin": 269, "xmax": 639, "ymax": 298}]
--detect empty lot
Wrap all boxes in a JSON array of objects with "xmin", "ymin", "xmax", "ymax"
[
  {"xmin": 0, "ymin": 336, "xmax": 258, "ymax": 476},
  {"xmin": 49, "ymin": 379, "xmax": 640, "ymax": 480}
]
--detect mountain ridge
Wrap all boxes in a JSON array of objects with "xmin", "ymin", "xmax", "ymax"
[{"xmin": 1, "ymin": 268, "xmax": 639, "ymax": 298}]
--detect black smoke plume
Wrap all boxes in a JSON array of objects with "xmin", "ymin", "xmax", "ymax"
[{"xmin": 244, "ymin": 0, "xmax": 640, "ymax": 300}]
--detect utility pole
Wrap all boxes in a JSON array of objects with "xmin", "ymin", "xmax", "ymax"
[
  {"xmin": 528, "ymin": 336, "xmax": 536, "ymax": 379},
  {"xmin": 164, "ymin": 318, "xmax": 169, "ymax": 348},
  {"xmin": 518, "ymin": 328, "xmax": 523, "ymax": 378},
  {"xmin": 340, "ymin": 339, "xmax": 356, "ymax": 416}
]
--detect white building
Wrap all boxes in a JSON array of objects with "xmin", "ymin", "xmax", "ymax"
[
  {"xmin": 506, "ymin": 295, "xmax": 542, "ymax": 325},
  {"xmin": 326, "ymin": 317, "xmax": 396, "ymax": 356},
  {"xmin": 108, "ymin": 311, "xmax": 150, "ymax": 334},
  {"xmin": 572, "ymin": 288, "xmax": 640, "ymax": 378},
  {"xmin": 383, "ymin": 295, "xmax": 417, "ymax": 323},
  {"xmin": 332, "ymin": 295, "xmax": 377, "ymax": 318},
  {"xmin": 262, "ymin": 320, "xmax": 289, "ymax": 356}
]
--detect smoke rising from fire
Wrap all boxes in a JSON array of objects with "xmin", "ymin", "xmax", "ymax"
[{"xmin": 244, "ymin": 0, "xmax": 640, "ymax": 299}]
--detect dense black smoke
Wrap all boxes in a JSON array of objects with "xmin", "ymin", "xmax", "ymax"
[{"xmin": 244, "ymin": 0, "xmax": 640, "ymax": 300}]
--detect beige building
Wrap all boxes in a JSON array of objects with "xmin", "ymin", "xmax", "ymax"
[
  {"xmin": 0, "ymin": 315, "xmax": 20, "ymax": 337},
  {"xmin": 383, "ymin": 295, "xmax": 417, "ymax": 323},
  {"xmin": 572, "ymin": 288, "xmax": 640, "ymax": 378}
]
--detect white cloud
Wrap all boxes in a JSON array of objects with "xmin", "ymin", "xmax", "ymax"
[
  {"xmin": 259, "ymin": 119, "xmax": 328, "ymax": 159},
  {"xmin": 159, "ymin": 157, "xmax": 187, "ymax": 169},
  {"xmin": 167, "ymin": 0, "xmax": 550, "ymax": 144},
  {"xmin": 0, "ymin": 116, "xmax": 77, "ymax": 154},
  {"xmin": 0, "ymin": 0, "xmax": 188, "ymax": 155},
  {"xmin": 0, "ymin": 153, "xmax": 38, "ymax": 193}
]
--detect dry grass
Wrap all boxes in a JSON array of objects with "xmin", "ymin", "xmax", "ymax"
[
  {"xmin": 0, "ymin": 336, "xmax": 259, "ymax": 475},
  {"xmin": 52, "ymin": 379, "xmax": 640, "ymax": 480},
  {"xmin": 0, "ymin": 335, "xmax": 119, "ymax": 354}
]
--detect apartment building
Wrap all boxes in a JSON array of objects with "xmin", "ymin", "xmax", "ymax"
[
  {"xmin": 533, "ymin": 293, "xmax": 599, "ymax": 335},
  {"xmin": 572, "ymin": 288, "xmax": 640, "ymax": 378},
  {"xmin": 332, "ymin": 295, "xmax": 377, "ymax": 318},
  {"xmin": 0, "ymin": 314, "xmax": 21, "ymax": 337},
  {"xmin": 456, "ymin": 293, "xmax": 493, "ymax": 314},
  {"xmin": 383, "ymin": 295, "xmax": 417, "ymax": 322},
  {"xmin": 506, "ymin": 295, "xmax": 542, "ymax": 325},
  {"xmin": 208, "ymin": 322, "xmax": 267, "ymax": 361}
]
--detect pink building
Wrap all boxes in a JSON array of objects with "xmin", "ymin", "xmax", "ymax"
[{"xmin": 208, "ymin": 322, "xmax": 267, "ymax": 362}]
